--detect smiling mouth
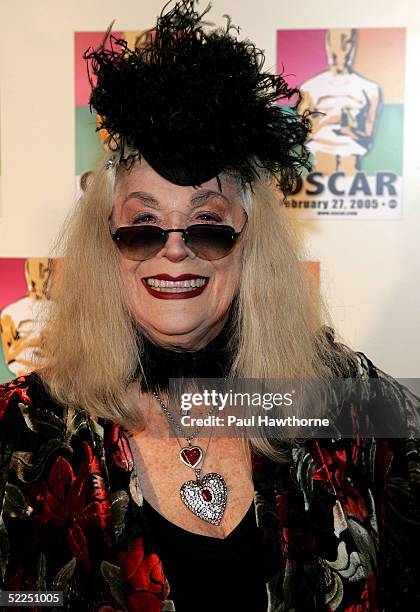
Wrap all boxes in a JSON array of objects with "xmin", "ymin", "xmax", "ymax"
[
  {"xmin": 145, "ymin": 276, "xmax": 207, "ymax": 292},
  {"xmin": 141, "ymin": 276, "xmax": 209, "ymax": 298}
]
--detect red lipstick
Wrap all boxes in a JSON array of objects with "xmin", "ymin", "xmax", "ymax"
[{"xmin": 146, "ymin": 273, "xmax": 204, "ymax": 281}]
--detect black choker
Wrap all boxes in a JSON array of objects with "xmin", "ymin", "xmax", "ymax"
[{"xmin": 137, "ymin": 313, "xmax": 237, "ymax": 392}]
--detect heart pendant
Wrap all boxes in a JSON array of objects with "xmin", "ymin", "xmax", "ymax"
[
  {"xmin": 180, "ymin": 472, "xmax": 227, "ymax": 525},
  {"xmin": 180, "ymin": 445, "xmax": 203, "ymax": 469}
]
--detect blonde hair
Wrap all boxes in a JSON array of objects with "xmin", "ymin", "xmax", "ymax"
[{"xmin": 37, "ymin": 155, "xmax": 359, "ymax": 460}]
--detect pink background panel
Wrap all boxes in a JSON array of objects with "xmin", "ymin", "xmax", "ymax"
[
  {"xmin": 75, "ymin": 31, "xmax": 123, "ymax": 106},
  {"xmin": 0, "ymin": 259, "xmax": 27, "ymax": 311},
  {"xmin": 277, "ymin": 29, "xmax": 328, "ymax": 91}
]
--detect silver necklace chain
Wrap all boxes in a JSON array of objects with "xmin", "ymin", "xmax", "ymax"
[
  {"xmin": 152, "ymin": 388, "xmax": 228, "ymax": 526},
  {"xmin": 152, "ymin": 388, "xmax": 218, "ymax": 444},
  {"xmin": 152, "ymin": 388, "xmax": 215, "ymax": 476}
]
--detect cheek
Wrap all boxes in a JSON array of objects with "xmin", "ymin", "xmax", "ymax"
[
  {"xmin": 212, "ymin": 253, "xmax": 242, "ymax": 296},
  {"xmin": 120, "ymin": 260, "xmax": 144, "ymax": 299}
]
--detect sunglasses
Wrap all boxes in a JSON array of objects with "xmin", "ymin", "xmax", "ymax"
[{"xmin": 110, "ymin": 212, "xmax": 248, "ymax": 261}]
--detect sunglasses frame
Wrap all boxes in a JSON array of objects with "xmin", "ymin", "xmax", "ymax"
[{"xmin": 109, "ymin": 211, "xmax": 248, "ymax": 261}]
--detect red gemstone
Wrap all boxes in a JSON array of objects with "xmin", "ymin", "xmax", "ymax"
[
  {"xmin": 181, "ymin": 447, "xmax": 202, "ymax": 467},
  {"xmin": 201, "ymin": 489, "xmax": 212, "ymax": 502}
]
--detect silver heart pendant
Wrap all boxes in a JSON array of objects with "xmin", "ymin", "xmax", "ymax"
[{"xmin": 180, "ymin": 472, "xmax": 227, "ymax": 525}]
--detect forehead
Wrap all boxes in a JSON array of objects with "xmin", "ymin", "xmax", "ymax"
[{"xmin": 113, "ymin": 159, "xmax": 241, "ymax": 214}]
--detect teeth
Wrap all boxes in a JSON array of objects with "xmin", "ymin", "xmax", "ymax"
[{"xmin": 146, "ymin": 277, "xmax": 207, "ymax": 290}]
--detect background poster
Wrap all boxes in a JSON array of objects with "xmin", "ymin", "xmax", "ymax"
[
  {"xmin": 75, "ymin": 30, "xmax": 146, "ymax": 191},
  {"xmin": 277, "ymin": 28, "xmax": 406, "ymax": 219},
  {"xmin": 0, "ymin": 258, "xmax": 60, "ymax": 384}
]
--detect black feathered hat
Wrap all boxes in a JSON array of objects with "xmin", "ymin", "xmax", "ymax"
[{"xmin": 84, "ymin": 0, "xmax": 311, "ymax": 192}]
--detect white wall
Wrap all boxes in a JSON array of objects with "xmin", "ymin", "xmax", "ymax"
[{"xmin": 0, "ymin": 0, "xmax": 419, "ymax": 376}]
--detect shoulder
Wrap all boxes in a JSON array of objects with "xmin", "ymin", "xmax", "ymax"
[
  {"xmin": 355, "ymin": 351, "xmax": 420, "ymax": 436},
  {"xmin": 0, "ymin": 372, "xmax": 46, "ymax": 421},
  {"xmin": 330, "ymin": 332, "xmax": 420, "ymax": 441},
  {"xmin": 1, "ymin": 371, "xmax": 62, "ymax": 407},
  {"xmin": 307, "ymin": 331, "xmax": 420, "ymax": 490},
  {"xmin": 0, "ymin": 372, "xmax": 67, "ymax": 446}
]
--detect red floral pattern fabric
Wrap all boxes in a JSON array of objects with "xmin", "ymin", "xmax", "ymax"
[{"xmin": 0, "ymin": 351, "xmax": 419, "ymax": 611}]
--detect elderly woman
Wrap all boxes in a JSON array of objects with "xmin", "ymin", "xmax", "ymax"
[{"xmin": 0, "ymin": 2, "xmax": 419, "ymax": 611}]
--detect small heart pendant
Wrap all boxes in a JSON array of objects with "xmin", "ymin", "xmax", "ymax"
[
  {"xmin": 180, "ymin": 472, "xmax": 227, "ymax": 525},
  {"xmin": 180, "ymin": 445, "xmax": 203, "ymax": 469}
]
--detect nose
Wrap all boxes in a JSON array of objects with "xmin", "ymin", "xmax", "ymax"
[{"xmin": 157, "ymin": 230, "xmax": 196, "ymax": 262}]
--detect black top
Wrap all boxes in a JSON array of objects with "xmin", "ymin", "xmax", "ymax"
[{"xmin": 143, "ymin": 498, "xmax": 272, "ymax": 612}]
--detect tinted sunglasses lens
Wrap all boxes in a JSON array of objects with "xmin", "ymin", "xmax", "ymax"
[
  {"xmin": 116, "ymin": 227, "xmax": 164, "ymax": 260},
  {"xmin": 187, "ymin": 225, "xmax": 235, "ymax": 260}
]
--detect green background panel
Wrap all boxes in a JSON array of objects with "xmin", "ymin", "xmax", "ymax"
[
  {"xmin": 0, "ymin": 343, "xmax": 14, "ymax": 385},
  {"xmin": 360, "ymin": 104, "xmax": 403, "ymax": 175},
  {"xmin": 76, "ymin": 105, "xmax": 103, "ymax": 176}
]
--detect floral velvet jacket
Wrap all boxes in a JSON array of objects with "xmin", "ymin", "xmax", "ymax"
[{"xmin": 0, "ymin": 352, "xmax": 419, "ymax": 612}]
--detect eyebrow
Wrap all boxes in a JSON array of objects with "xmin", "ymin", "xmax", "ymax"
[
  {"xmin": 121, "ymin": 190, "xmax": 230, "ymax": 210},
  {"xmin": 122, "ymin": 191, "xmax": 159, "ymax": 209}
]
